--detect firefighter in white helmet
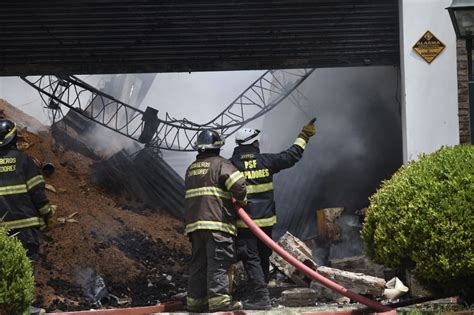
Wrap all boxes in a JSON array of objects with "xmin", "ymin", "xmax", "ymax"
[
  {"xmin": 184, "ymin": 129, "xmax": 247, "ymax": 312},
  {"xmin": 230, "ymin": 119, "xmax": 316, "ymax": 310}
]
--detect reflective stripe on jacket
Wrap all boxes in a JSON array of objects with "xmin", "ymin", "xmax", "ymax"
[
  {"xmin": 0, "ymin": 148, "xmax": 52, "ymax": 230},
  {"xmin": 230, "ymin": 136, "xmax": 307, "ymax": 228},
  {"xmin": 185, "ymin": 152, "xmax": 247, "ymax": 236}
]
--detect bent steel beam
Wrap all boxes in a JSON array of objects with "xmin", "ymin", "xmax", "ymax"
[{"xmin": 22, "ymin": 68, "xmax": 314, "ymax": 151}]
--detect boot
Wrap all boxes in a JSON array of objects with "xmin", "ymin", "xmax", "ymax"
[
  {"xmin": 209, "ymin": 300, "xmax": 243, "ymax": 312},
  {"xmin": 243, "ymin": 294, "xmax": 271, "ymax": 310},
  {"xmin": 29, "ymin": 306, "xmax": 46, "ymax": 315},
  {"xmin": 186, "ymin": 305, "xmax": 209, "ymax": 313}
]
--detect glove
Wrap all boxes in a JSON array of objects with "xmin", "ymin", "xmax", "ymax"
[
  {"xmin": 233, "ymin": 197, "xmax": 247, "ymax": 208},
  {"xmin": 236, "ymin": 198, "xmax": 247, "ymax": 207},
  {"xmin": 42, "ymin": 214, "xmax": 53, "ymax": 230},
  {"xmin": 299, "ymin": 118, "xmax": 317, "ymax": 140}
]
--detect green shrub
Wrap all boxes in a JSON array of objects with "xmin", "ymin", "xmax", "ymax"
[
  {"xmin": 0, "ymin": 227, "xmax": 35, "ymax": 315},
  {"xmin": 362, "ymin": 145, "xmax": 474, "ymax": 300}
]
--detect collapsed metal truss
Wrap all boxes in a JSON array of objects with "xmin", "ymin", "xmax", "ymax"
[{"xmin": 21, "ymin": 68, "xmax": 315, "ymax": 151}]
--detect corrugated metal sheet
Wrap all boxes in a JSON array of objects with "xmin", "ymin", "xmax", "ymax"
[{"xmin": 0, "ymin": 0, "xmax": 399, "ymax": 75}]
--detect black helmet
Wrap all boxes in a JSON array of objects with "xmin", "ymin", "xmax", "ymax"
[
  {"xmin": 0, "ymin": 119, "xmax": 17, "ymax": 148},
  {"xmin": 194, "ymin": 129, "xmax": 225, "ymax": 151}
]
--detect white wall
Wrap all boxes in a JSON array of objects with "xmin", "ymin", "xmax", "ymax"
[{"xmin": 399, "ymin": 0, "xmax": 459, "ymax": 162}]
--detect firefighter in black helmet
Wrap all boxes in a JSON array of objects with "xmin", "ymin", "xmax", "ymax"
[
  {"xmin": 231, "ymin": 119, "xmax": 316, "ymax": 310},
  {"xmin": 0, "ymin": 119, "xmax": 53, "ymax": 314},
  {"xmin": 184, "ymin": 129, "xmax": 247, "ymax": 312}
]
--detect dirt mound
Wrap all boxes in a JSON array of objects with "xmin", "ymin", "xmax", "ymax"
[
  {"xmin": 0, "ymin": 100, "xmax": 190, "ymax": 312},
  {"xmin": 0, "ymin": 99, "xmax": 48, "ymax": 133}
]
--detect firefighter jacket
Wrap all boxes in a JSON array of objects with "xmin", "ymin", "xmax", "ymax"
[
  {"xmin": 184, "ymin": 152, "xmax": 247, "ymax": 236},
  {"xmin": 0, "ymin": 148, "xmax": 52, "ymax": 230},
  {"xmin": 230, "ymin": 135, "xmax": 308, "ymax": 228}
]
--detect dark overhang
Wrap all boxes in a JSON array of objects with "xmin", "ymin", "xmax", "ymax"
[{"xmin": 0, "ymin": 0, "xmax": 400, "ymax": 76}]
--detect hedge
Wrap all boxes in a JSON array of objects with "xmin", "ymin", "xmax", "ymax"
[
  {"xmin": 0, "ymin": 227, "xmax": 35, "ymax": 315},
  {"xmin": 362, "ymin": 145, "xmax": 474, "ymax": 300}
]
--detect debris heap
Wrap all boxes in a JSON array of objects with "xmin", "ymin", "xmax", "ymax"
[{"xmin": 0, "ymin": 99, "xmax": 190, "ymax": 312}]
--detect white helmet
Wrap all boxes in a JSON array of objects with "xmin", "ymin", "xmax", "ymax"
[{"xmin": 235, "ymin": 128, "xmax": 260, "ymax": 145}]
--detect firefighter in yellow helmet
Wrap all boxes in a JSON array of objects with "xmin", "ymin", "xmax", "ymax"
[
  {"xmin": 0, "ymin": 119, "xmax": 53, "ymax": 315},
  {"xmin": 231, "ymin": 119, "xmax": 316, "ymax": 310},
  {"xmin": 184, "ymin": 129, "xmax": 247, "ymax": 312}
]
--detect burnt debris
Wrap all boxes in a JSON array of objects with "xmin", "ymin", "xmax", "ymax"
[{"xmin": 91, "ymin": 148, "xmax": 185, "ymax": 219}]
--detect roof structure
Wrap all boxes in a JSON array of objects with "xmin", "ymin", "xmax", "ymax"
[{"xmin": 0, "ymin": 0, "xmax": 399, "ymax": 75}]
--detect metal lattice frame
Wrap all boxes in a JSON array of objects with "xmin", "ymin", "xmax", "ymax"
[{"xmin": 21, "ymin": 68, "xmax": 315, "ymax": 151}]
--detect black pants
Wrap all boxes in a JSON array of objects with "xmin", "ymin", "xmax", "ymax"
[
  {"xmin": 236, "ymin": 226, "xmax": 273, "ymax": 296},
  {"xmin": 187, "ymin": 230, "xmax": 236, "ymax": 312},
  {"xmin": 9, "ymin": 227, "xmax": 42, "ymax": 264}
]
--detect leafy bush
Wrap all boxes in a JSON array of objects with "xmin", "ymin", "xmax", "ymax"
[
  {"xmin": 362, "ymin": 145, "xmax": 474, "ymax": 300},
  {"xmin": 0, "ymin": 227, "xmax": 35, "ymax": 315}
]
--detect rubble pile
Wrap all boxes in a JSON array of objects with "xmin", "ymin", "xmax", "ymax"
[
  {"xmin": 0, "ymin": 99, "xmax": 190, "ymax": 312},
  {"xmin": 271, "ymin": 232, "xmax": 410, "ymax": 306}
]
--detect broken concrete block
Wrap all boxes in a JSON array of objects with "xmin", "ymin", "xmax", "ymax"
[
  {"xmin": 316, "ymin": 266, "xmax": 386, "ymax": 296},
  {"xmin": 310, "ymin": 281, "xmax": 349, "ymax": 303},
  {"xmin": 270, "ymin": 232, "xmax": 319, "ymax": 287},
  {"xmin": 329, "ymin": 255, "xmax": 386, "ymax": 278},
  {"xmin": 280, "ymin": 287, "xmax": 318, "ymax": 307}
]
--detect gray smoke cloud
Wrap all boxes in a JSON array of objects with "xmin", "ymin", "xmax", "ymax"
[
  {"xmin": 259, "ymin": 66, "xmax": 403, "ymax": 254},
  {"xmin": 0, "ymin": 77, "xmax": 51, "ymax": 130},
  {"xmin": 141, "ymin": 71, "xmax": 266, "ymax": 177},
  {"xmin": 0, "ymin": 71, "xmax": 265, "ymax": 163},
  {"xmin": 2, "ymin": 68, "xmax": 402, "ymax": 258}
]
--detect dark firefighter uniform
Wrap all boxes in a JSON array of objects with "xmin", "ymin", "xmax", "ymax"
[
  {"xmin": 230, "ymin": 120, "xmax": 316, "ymax": 305},
  {"xmin": 0, "ymin": 122, "xmax": 52, "ymax": 264},
  {"xmin": 184, "ymin": 131, "xmax": 247, "ymax": 312}
]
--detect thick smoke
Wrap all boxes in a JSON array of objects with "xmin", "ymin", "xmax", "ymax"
[
  {"xmin": 0, "ymin": 77, "xmax": 52, "ymax": 131},
  {"xmin": 141, "ymin": 71, "xmax": 265, "ymax": 177},
  {"xmin": 0, "ymin": 74, "xmax": 154, "ymax": 157},
  {"xmin": 259, "ymin": 66, "xmax": 402, "ymax": 259},
  {"xmin": 77, "ymin": 73, "xmax": 156, "ymax": 157},
  {"xmin": 1, "ymin": 71, "xmax": 265, "ymax": 164},
  {"xmin": 2, "ymin": 68, "xmax": 402, "ymax": 261}
]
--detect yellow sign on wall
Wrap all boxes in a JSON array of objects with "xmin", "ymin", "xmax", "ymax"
[{"xmin": 413, "ymin": 31, "xmax": 446, "ymax": 64}]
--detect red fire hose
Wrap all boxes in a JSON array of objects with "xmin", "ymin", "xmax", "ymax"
[{"xmin": 234, "ymin": 204, "xmax": 393, "ymax": 313}]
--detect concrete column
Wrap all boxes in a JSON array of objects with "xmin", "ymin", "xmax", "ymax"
[{"xmin": 399, "ymin": 0, "xmax": 459, "ymax": 162}]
